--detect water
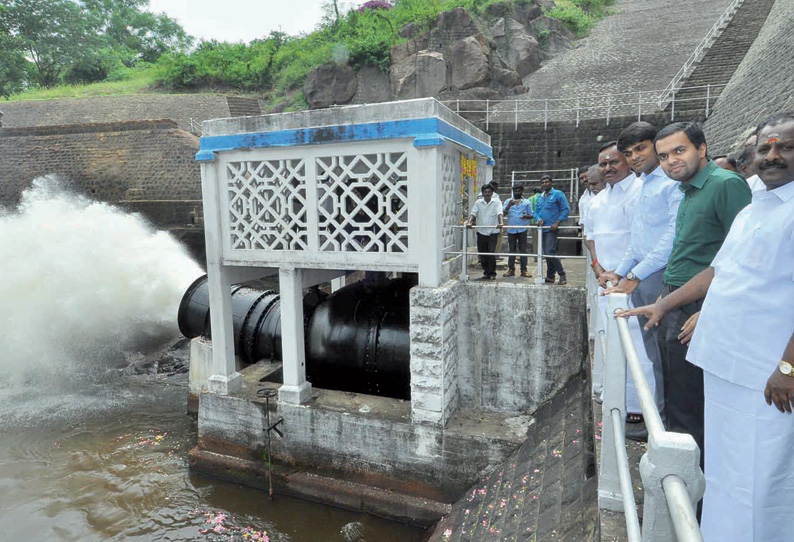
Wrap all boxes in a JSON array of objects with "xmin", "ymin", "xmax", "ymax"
[{"xmin": 0, "ymin": 179, "xmax": 426, "ymax": 541}]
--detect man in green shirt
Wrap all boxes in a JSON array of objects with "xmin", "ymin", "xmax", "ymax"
[{"xmin": 649, "ymin": 121, "xmax": 751, "ymax": 460}]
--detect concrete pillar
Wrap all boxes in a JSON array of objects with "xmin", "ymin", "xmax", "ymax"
[
  {"xmin": 201, "ymin": 161, "xmax": 241, "ymax": 395},
  {"xmin": 278, "ymin": 266, "xmax": 312, "ymax": 405},
  {"xmin": 412, "ymin": 147, "xmax": 443, "ymax": 288}
]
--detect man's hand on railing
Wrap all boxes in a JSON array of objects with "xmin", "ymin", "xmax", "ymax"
[
  {"xmin": 598, "ymin": 271, "xmax": 621, "ymax": 290},
  {"xmin": 764, "ymin": 369, "xmax": 794, "ymax": 414},
  {"xmin": 677, "ymin": 310, "xmax": 700, "ymax": 344},
  {"xmin": 615, "ymin": 303, "xmax": 666, "ymax": 330}
]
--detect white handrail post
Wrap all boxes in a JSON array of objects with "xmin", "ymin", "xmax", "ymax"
[
  {"xmin": 462, "ymin": 224, "xmax": 469, "ymax": 282},
  {"xmin": 535, "ymin": 226, "xmax": 544, "ymax": 284},
  {"xmin": 640, "ymin": 431, "xmax": 705, "ymax": 542},
  {"xmin": 544, "ymin": 99, "xmax": 549, "ymax": 130},
  {"xmin": 637, "ymin": 91, "xmax": 642, "ymax": 121},
  {"xmin": 514, "ymin": 99, "xmax": 518, "ymax": 131},
  {"xmin": 576, "ymin": 98, "xmax": 581, "ymax": 127},
  {"xmin": 671, "ymin": 89, "xmax": 676, "ymax": 121},
  {"xmin": 606, "ymin": 95, "xmax": 612, "ymax": 126},
  {"xmin": 456, "ymin": 99, "xmax": 460, "ymax": 114},
  {"xmin": 598, "ymin": 293, "xmax": 629, "ymax": 511},
  {"xmin": 705, "ymin": 84, "xmax": 711, "ymax": 117},
  {"xmin": 486, "ymin": 99, "xmax": 490, "ymax": 131}
]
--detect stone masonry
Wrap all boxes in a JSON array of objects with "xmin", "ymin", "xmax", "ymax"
[
  {"xmin": 410, "ymin": 280, "xmax": 462, "ymax": 426},
  {"xmin": 704, "ymin": 0, "xmax": 794, "ymax": 154}
]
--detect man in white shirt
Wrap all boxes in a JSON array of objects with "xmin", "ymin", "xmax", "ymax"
[
  {"xmin": 586, "ymin": 142, "xmax": 657, "ymax": 431},
  {"xmin": 618, "ymin": 112, "xmax": 794, "ymax": 539},
  {"xmin": 578, "ymin": 165, "xmax": 595, "ymax": 229},
  {"xmin": 467, "ymin": 183, "xmax": 504, "ymax": 280},
  {"xmin": 601, "ymin": 122, "xmax": 683, "ymax": 420}
]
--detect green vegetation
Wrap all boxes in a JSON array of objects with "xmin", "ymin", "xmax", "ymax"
[
  {"xmin": 2, "ymin": 0, "xmax": 613, "ymax": 106},
  {"xmin": 547, "ymin": 0, "xmax": 614, "ymax": 36}
]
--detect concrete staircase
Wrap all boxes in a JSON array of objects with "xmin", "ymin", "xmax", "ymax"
[
  {"xmin": 225, "ymin": 96, "xmax": 262, "ymax": 118},
  {"xmin": 670, "ymin": 0, "xmax": 776, "ymax": 110}
]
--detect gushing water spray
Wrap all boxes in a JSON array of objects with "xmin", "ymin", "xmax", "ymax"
[{"xmin": 0, "ymin": 176, "xmax": 204, "ymax": 386}]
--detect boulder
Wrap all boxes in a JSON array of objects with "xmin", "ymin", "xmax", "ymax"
[
  {"xmin": 493, "ymin": 68, "xmax": 523, "ymax": 88},
  {"xmin": 389, "ymin": 51, "xmax": 447, "ymax": 99},
  {"xmin": 352, "ymin": 65, "xmax": 394, "ymax": 104},
  {"xmin": 449, "ymin": 35, "xmax": 491, "ymax": 90},
  {"xmin": 530, "ymin": 16, "xmax": 574, "ymax": 54},
  {"xmin": 428, "ymin": 7, "xmax": 478, "ymax": 51},
  {"xmin": 390, "ymin": 34, "xmax": 429, "ymax": 65},
  {"xmin": 303, "ymin": 64, "xmax": 358, "ymax": 109},
  {"xmin": 494, "ymin": 18, "xmax": 541, "ymax": 77}
]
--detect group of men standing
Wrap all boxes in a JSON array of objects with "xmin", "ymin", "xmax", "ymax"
[
  {"xmin": 579, "ymin": 114, "xmax": 794, "ymax": 540},
  {"xmin": 467, "ymin": 175, "xmax": 571, "ymax": 284}
]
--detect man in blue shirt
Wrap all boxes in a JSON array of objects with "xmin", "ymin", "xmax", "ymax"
[
  {"xmin": 535, "ymin": 175, "xmax": 571, "ymax": 284},
  {"xmin": 503, "ymin": 184, "xmax": 534, "ymax": 277}
]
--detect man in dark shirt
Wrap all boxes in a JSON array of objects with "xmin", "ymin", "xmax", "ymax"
[{"xmin": 648, "ymin": 121, "xmax": 751, "ymax": 459}]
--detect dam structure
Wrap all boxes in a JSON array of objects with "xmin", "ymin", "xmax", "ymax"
[{"xmin": 185, "ymin": 98, "xmax": 589, "ymax": 526}]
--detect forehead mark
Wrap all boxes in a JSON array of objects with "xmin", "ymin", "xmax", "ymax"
[{"xmin": 764, "ymin": 134, "xmax": 781, "ymax": 144}]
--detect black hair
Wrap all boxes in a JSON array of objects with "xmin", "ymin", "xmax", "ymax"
[
  {"xmin": 490, "ymin": 180, "xmax": 499, "ymax": 190},
  {"xmin": 756, "ymin": 111, "xmax": 794, "ymax": 136},
  {"xmin": 532, "ymin": 187, "xmax": 541, "ymax": 193},
  {"xmin": 736, "ymin": 146, "xmax": 755, "ymax": 168},
  {"xmin": 578, "ymin": 166, "xmax": 589, "ymax": 176},
  {"xmin": 597, "ymin": 140, "xmax": 618, "ymax": 154},
  {"xmin": 714, "ymin": 155, "xmax": 737, "ymax": 169},
  {"xmin": 481, "ymin": 183, "xmax": 493, "ymax": 194},
  {"xmin": 617, "ymin": 122, "xmax": 658, "ymax": 152},
  {"xmin": 539, "ymin": 174, "xmax": 552, "ymax": 182},
  {"xmin": 654, "ymin": 121, "xmax": 706, "ymax": 151}
]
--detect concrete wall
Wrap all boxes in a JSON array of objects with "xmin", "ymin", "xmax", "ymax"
[
  {"xmin": 703, "ymin": 0, "xmax": 794, "ymax": 155},
  {"xmin": 457, "ymin": 281, "xmax": 587, "ymax": 413},
  {"xmin": 0, "ymin": 120, "xmax": 201, "ymax": 228},
  {"xmin": 0, "ymin": 94, "xmax": 234, "ymax": 133}
]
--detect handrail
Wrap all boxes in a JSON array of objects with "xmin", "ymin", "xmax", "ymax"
[
  {"xmin": 658, "ymin": 0, "xmax": 744, "ymax": 108},
  {"xmin": 590, "ymin": 272, "xmax": 705, "ymax": 541}
]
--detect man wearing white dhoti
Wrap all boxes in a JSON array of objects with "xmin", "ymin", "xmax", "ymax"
[
  {"xmin": 585, "ymin": 142, "xmax": 658, "ymax": 438},
  {"xmin": 618, "ymin": 112, "xmax": 794, "ymax": 539}
]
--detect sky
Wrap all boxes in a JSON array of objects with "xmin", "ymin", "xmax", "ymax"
[{"xmin": 147, "ymin": 0, "xmax": 337, "ymax": 44}]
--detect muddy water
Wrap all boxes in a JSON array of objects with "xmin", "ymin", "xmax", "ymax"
[{"xmin": 0, "ymin": 374, "xmax": 426, "ymax": 542}]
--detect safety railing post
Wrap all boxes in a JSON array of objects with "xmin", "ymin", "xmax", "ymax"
[
  {"xmin": 514, "ymin": 99, "xmax": 519, "ymax": 131},
  {"xmin": 456, "ymin": 99, "xmax": 460, "ymax": 114},
  {"xmin": 637, "ymin": 91, "xmax": 642, "ymax": 121},
  {"xmin": 462, "ymin": 224, "xmax": 469, "ymax": 282},
  {"xmin": 486, "ymin": 99, "xmax": 490, "ymax": 131},
  {"xmin": 544, "ymin": 99, "xmax": 549, "ymax": 130},
  {"xmin": 671, "ymin": 90, "xmax": 676, "ymax": 121},
  {"xmin": 705, "ymin": 84, "xmax": 711, "ymax": 117},
  {"xmin": 576, "ymin": 98, "xmax": 581, "ymax": 127},
  {"xmin": 606, "ymin": 95, "xmax": 612, "ymax": 126},
  {"xmin": 535, "ymin": 227, "xmax": 544, "ymax": 284},
  {"xmin": 639, "ymin": 432, "xmax": 705, "ymax": 542},
  {"xmin": 598, "ymin": 293, "xmax": 629, "ymax": 511}
]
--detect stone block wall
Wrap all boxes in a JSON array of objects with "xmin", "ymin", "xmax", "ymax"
[
  {"xmin": 487, "ymin": 111, "xmax": 705, "ymax": 182},
  {"xmin": 0, "ymin": 120, "xmax": 201, "ymax": 230},
  {"xmin": 410, "ymin": 280, "xmax": 462, "ymax": 426},
  {"xmin": 457, "ymin": 282, "xmax": 587, "ymax": 413},
  {"xmin": 703, "ymin": 0, "xmax": 794, "ymax": 155},
  {"xmin": 0, "ymin": 94, "xmax": 234, "ymax": 133}
]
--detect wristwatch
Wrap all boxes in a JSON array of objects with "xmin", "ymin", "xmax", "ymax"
[
  {"xmin": 779, "ymin": 360, "xmax": 794, "ymax": 377},
  {"xmin": 626, "ymin": 272, "xmax": 640, "ymax": 282}
]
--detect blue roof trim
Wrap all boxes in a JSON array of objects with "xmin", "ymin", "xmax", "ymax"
[{"xmin": 195, "ymin": 118, "xmax": 493, "ymax": 162}]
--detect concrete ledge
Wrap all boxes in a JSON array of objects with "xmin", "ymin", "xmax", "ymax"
[{"xmin": 189, "ymin": 447, "xmax": 451, "ymax": 527}]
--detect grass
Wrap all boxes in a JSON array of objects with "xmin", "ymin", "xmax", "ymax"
[{"xmin": 2, "ymin": 67, "xmax": 158, "ymax": 102}]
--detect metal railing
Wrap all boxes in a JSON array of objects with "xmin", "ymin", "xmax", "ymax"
[
  {"xmin": 586, "ymin": 262, "xmax": 706, "ymax": 541},
  {"xmin": 441, "ymin": 84, "xmax": 724, "ymax": 129},
  {"xmin": 447, "ymin": 224, "xmax": 585, "ymax": 284},
  {"xmin": 658, "ymin": 0, "xmax": 744, "ymax": 109},
  {"xmin": 510, "ymin": 168, "xmax": 580, "ymax": 211},
  {"xmin": 189, "ymin": 117, "xmax": 202, "ymax": 136}
]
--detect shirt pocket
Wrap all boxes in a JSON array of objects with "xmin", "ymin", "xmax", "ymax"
[
  {"xmin": 644, "ymin": 197, "xmax": 668, "ymax": 226},
  {"xmin": 733, "ymin": 228, "xmax": 777, "ymax": 273}
]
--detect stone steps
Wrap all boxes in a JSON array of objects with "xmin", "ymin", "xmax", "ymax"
[
  {"xmin": 226, "ymin": 96, "xmax": 262, "ymax": 118},
  {"xmin": 671, "ymin": 0, "xmax": 777, "ymax": 108}
]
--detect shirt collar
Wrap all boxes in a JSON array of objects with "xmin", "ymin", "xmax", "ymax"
[
  {"xmin": 611, "ymin": 173, "xmax": 636, "ymax": 193},
  {"xmin": 758, "ymin": 179, "xmax": 794, "ymax": 202},
  {"xmin": 641, "ymin": 164, "xmax": 665, "ymax": 182},
  {"xmin": 682, "ymin": 160, "xmax": 716, "ymax": 191}
]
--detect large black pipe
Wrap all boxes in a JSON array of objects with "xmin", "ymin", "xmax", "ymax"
[{"xmin": 177, "ymin": 275, "xmax": 412, "ymax": 399}]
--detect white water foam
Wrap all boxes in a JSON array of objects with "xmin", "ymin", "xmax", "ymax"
[{"xmin": 0, "ymin": 176, "xmax": 204, "ymax": 387}]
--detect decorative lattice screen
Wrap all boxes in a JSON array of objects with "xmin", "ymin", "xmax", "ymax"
[
  {"xmin": 226, "ymin": 160, "xmax": 308, "ymax": 250},
  {"xmin": 315, "ymin": 152, "xmax": 409, "ymax": 253},
  {"xmin": 441, "ymin": 151, "xmax": 459, "ymax": 256}
]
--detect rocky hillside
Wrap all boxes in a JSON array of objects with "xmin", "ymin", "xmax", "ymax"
[{"xmin": 300, "ymin": 2, "xmax": 575, "ymax": 110}]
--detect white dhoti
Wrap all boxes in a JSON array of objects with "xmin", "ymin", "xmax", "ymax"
[
  {"xmin": 702, "ymin": 372, "xmax": 794, "ymax": 541},
  {"xmin": 593, "ymin": 289, "xmax": 660, "ymax": 414}
]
